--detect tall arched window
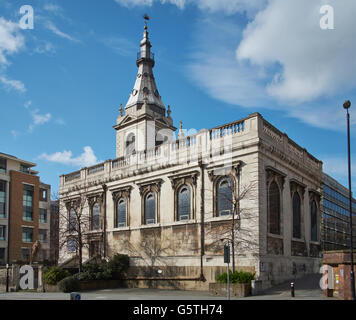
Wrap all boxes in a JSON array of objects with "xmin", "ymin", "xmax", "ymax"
[
  {"xmin": 116, "ymin": 198, "xmax": 126, "ymax": 227},
  {"xmin": 293, "ymin": 193, "xmax": 301, "ymax": 239},
  {"xmin": 268, "ymin": 181, "xmax": 281, "ymax": 235},
  {"xmin": 69, "ymin": 208, "xmax": 76, "ymax": 232},
  {"xmin": 92, "ymin": 202, "xmax": 100, "ymax": 230},
  {"xmin": 126, "ymin": 133, "xmax": 136, "ymax": 156},
  {"xmin": 177, "ymin": 185, "xmax": 191, "ymax": 221},
  {"xmin": 311, "ymin": 200, "xmax": 318, "ymax": 241},
  {"xmin": 144, "ymin": 192, "xmax": 156, "ymax": 224},
  {"xmin": 217, "ymin": 177, "xmax": 233, "ymax": 216}
]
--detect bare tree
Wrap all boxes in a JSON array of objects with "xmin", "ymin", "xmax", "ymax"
[
  {"xmin": 205, "ymin": 173, "xmax": 258, "ymax": 272},
  {"xmin": 120, "ymin": 228, "xmax": 171, "ymax": 276},
  {"xmin": 56, "ymin": 187, "xmax": 93, "ymax": 273}
]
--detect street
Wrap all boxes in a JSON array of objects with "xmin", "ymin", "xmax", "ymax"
[{"xmin": 0, "ymin": 274, "xmax": 335, "ymax": 300}]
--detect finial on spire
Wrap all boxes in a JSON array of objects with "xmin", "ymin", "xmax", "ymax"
[
  {"xmin": 119, "ymin": 104, "xmax": 124, "ymax": 117},
  {"xmin": 143, "ymin": 14, "xmax": 150, "ymax": 29},
  {"xmin": 167, "ymin": 105, "xmax": 171, "ymax": 118},
  {"xmin": 178, "ymin": 120, "xmax": 185, "ymax": 139}
]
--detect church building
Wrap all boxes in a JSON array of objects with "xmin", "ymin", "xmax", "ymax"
[{"xmin": 59, "ymin": 23, "xmax": 323, "ymax": 290}]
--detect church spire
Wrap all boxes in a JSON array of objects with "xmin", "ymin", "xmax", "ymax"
[{"xmin": 124, "ymin": 17, "xmax": 166, "ymax": 116}]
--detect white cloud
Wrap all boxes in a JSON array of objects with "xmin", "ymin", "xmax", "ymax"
[
  {"xmin": 100, "ymin": 35, "xmax": 137, "ymax": 57},
  {"xmin": 0, "ymin": 17, "xmax": 25, "ymax": 66},
  {"xmin": 237, "ymin": 0, "xmax": 356, "ymax": 103},
  {"xmin": 195, "ymin": 0, "xmax": 266, "ymax": 16},
  {"xmin": 24, "ymin": 100, "xmax": 32, "ymax": 109},
  {"xmin": 323, "ymin": 156, "xmax": 356, "ymax": 181},
  {"xmin": 43, "ymin": 3, "xmax": 63, "ymax": 14},
  {"xmin": 186, "ymin": 2, "xmax": 356, "ymax": 130},
  {"xmin": 39, "ymin": 146, "xmax": 100, "ymax": 167},
  {"xmin": 34, "ymin": 41, "xmax": 56, "ymax": 54},
  {"xmin": 54, "ymin": 117, "xmax": 66, "ymax": 125},
  {"xmin": 0, "ymin": 76, "xmax": 26, "ymax": 93},
  {"xmin": 10, "ymin": 130, "xmax": 20, "ymax": 139},
  {"xmin": 45, "ymin": 21, "xmax": 80, "ymax": 43},
  {"xmin": 114, "ymin": 0, "xmax": 266, "ymax": 15},
  {"xmin": 29, "ymin": 109, "xmax": 52, "ymax": 132},
  {"xmin": 187, "ymin": 17, "xmax": 271, "ymax": 108}
]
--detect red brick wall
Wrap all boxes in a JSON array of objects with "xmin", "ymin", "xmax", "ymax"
[{"xmin": 9, "ymin": 171, "xmax": 40, "ymax": 262}]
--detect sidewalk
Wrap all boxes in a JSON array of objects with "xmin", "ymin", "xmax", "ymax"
[{"xmin": 0, "ymin": 274, "xmax": 334, "ymax": 300}]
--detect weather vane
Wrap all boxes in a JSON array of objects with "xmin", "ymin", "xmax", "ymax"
[{"xmin": 143, "ymin": 14, "xmax": 151, "ymax": 27}]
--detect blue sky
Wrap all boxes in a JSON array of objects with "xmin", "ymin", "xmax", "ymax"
[{"xmin": 0, "ymin": 0, "xmax": 355, "ymax": 195}]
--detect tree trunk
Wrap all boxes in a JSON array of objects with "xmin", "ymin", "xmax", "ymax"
[{"xmin": 78, "ymin": 240, "xmax": 82, "ymax": 273}]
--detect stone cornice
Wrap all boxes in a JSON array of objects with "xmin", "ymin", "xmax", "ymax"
[{"xmin": 259, "ymin": 141, "xmax": 322, "ymax": 185}]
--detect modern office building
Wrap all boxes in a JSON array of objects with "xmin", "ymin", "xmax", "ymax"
[
  {"xmin": 0, "ymin": 152, "xmax": 51, "ymax": 265},
  {"xmin": 321, "ymin": 173, "xmax": 356, "ymax": 251}
]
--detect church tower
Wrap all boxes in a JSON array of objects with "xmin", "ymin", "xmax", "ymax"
[{"xmin": 114, "ymin": 20, "xmax": 176, "ymax": 158}]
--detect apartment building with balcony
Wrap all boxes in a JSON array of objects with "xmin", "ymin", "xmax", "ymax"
[{"xmin": 0, "ymin": 152, "xmax": 51, "ymax": 265}]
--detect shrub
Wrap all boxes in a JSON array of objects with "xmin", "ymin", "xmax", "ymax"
[
  {"xmin": 75, "ymin": 254, "xmax": 130, "ymax": 281},
  {"xmin": 106, "ymin": 254, "xmax": 130, "ymax": 279},
  {"xmin": 217, "ymin": 270, "xmax": 255, "ymax": 284},
  {"xmin": 43, "ymin": 267, "xmax": 71, "ymax": 285},
  {"xmin": 58, "ymin": 276, "xmax": 80, "ymax": 293}
]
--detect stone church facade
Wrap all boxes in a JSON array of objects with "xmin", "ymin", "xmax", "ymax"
[{"xmin": 59, "ymin": 24, "xmax": 323, "ymax": 290}]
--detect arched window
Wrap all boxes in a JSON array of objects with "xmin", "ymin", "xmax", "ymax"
[
  {"xmin": 268, "ymin": 181, "xmax": 281, "ymax": 235},
  {"xmin": 126, "ymin": 133, "xmax": 135, "ymax": 156},
  {"xmin": 92, "ymin": 202, "xmax": 100, "ymax": 230},
  {"xmin": 69, "ymin": 208, "xmax": 76, "ymax": 232},
  {"xmin": 144, "ymin": 192, "xmax": 156, "ymax": 224},
  {"xmin": 177, "ymin": 185, "xmax": 191, "ymax": 221},
  {"xmin": 293, "ymin": 193, "xmax": 301, "ymax": 239},
  {"xmin": 116, "ymin": 198, "xmax": 126, "ymax": 227},
  {"xmin": 311, "ymin": 200, "xmax": 318, "ymax": 241},
  {"xmin": 68, "ymin": 238, "xmax": 77, "ymax": 253},
  {"xmin": 217, "ymin": 177, "xmax": 233, "ymax": 216}
]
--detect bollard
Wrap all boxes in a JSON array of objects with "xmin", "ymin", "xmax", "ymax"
[
  {"xmin": 70, "ymin": 292, "xmax": 81, "ymax": 300},
  {"xmin": 290, "ymin": 282, "xmax": 295, "ymax": 297},
  {"xmin": 6, "ymin": 264, "xmax": 9, "ymax": 293}
]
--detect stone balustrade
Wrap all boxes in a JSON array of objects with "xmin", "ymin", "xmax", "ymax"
[
  {"xmin": 60, "ymin": 113, "xmax": 322, "ymax": 189},
  {"xmin": 60, "ymin": 117, "xmax": 248, "ymax": 188}
]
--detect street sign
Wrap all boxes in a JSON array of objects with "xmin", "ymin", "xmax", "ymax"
[
  {"xmin": 70, "ymin": 292, "xmax": 81, "ymax": 300},
  {"xmin": 224, "ymin": 243, "xmax": 230, "ymax": 264}
]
